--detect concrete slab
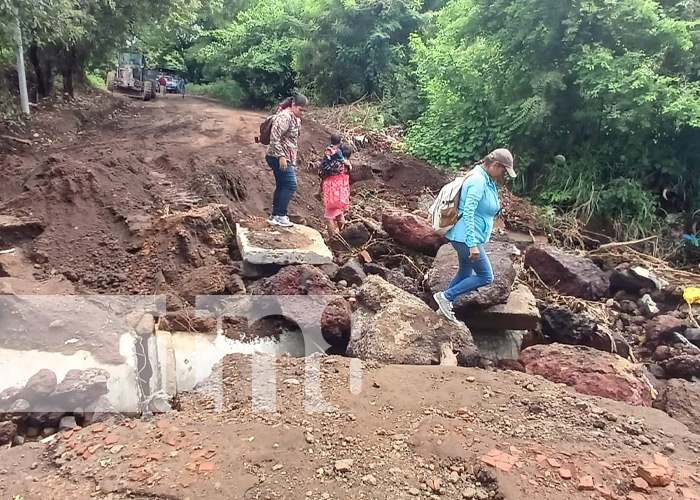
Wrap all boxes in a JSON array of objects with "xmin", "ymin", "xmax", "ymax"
[
  {"xmin": 0, "ymin": 296, "xmax": 164, "ymax": 413},
  {"xmin": 148, "ymin": 331, "xmax": 177, "ymax": 399},
  {"xmin": 0, "ymin": 333, "xmax": 141, "ymax": 413},
  {"xmin": 464, "ymin": 284, "xmax": 540, "ymax": 331},
  {"xmin": 169, "ymin": 331, "xmax": 309, "ymax": 392},
  {"xmin": 236, "ymin": 221, "xmax": 332, "ymax": 266},
  {"xmin": 472, "ymin": 330, "xmax": 525, "ymax": 362}
]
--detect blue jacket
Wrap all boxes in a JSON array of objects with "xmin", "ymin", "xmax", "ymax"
[{"xmin": 446, "ymin": 164, "xmax": 500, "ymax": 247}]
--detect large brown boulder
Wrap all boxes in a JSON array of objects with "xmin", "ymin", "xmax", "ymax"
[
  {"xmin": 519, "ymin": 344, "xmax": 654, "ymax": 406},
  {"xmin": 321, "ymin": 299, "xmax": 352, "ymax": 348},
  {"xmin": 250, "ymin": 265, "xmax": 336, "ymax": 296},
  {"xmin": 0, "ymin": 421, "xmax": 17, "ymax": 446},
  {"xmin": 50, "ymin": 368, "xmax": 110, "ymax": 407},
  {"xmin": 653, "ymin": 378, "xmax": 700, "ymax": 433},
  {"xmin": 381, "ymin": 212, "xmax": 447, "ymax": 256},
  {"xmin": 659, "ymin": 354, "xmax": 700, "ymax": 380},
  {"xmin": 179, "ymin": 265, "xmax": 230, "ymax": 304},
  {"xmin": 23, "ymin": 369, "xmax": 58, "ymax": 404},
  {"xmin": 348, "ymin": 275, "xmax": 479, "ymax": 366},
  {"xmin": 524, "ymin": 245, "xmax": 608, "ymax": 300},
  {"xmin": 248, "ymin": 265, "xmax": 345, "ymax": 347},
  {"xmin": 426, "ymin": 241, "xmax": 517, "ymax": 312},
  {"xmin": 644, "ymin": 315, "xmax": 686, "ymax": 349}
]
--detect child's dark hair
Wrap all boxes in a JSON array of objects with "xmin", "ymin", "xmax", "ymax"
[
  {"xmin": 279, "ymin": 94, "xmax": 309, "ymax": 109},
  {"xmin": 330, "ymin": 133, "xmax": 342, "ymax": 145},
  {"xmin": 340, "ymin": 142, "xmax": 355, "ymax": 158}
]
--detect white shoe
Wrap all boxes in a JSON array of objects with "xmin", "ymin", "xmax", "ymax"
[
  {"xmin": 267, "ymin": 215, "xmax": 280, "ymax": 226},
  {"xmin": 434, "ymin": 292, "xmax": 463, "ymax": 326},
  {"xmin": 275, "ymin": 215, "xmax": 293, "ymax": 227}
]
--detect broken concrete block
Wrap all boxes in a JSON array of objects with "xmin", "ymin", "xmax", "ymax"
[
  {"xmin": 471, "ymin": 330, "xmax": 525, "ymax": 362},
  {"xmin": 236, "ymin": 222, "xmax": 332, "ymax": 266},
  {"xmin": 464, "ymin": 284, "xmax": 540, "ymax": 330}
]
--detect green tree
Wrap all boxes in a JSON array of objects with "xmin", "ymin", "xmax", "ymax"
[
  {"xmin": 200, "ymin": 0, "xmax": 308, "ymax": 106},
  {"xmin": 295, "ymin": 0, "xmax": 424, "ymax": 106},
  {"xmin": 407, "ymin": 0, "xmax": 700, "ymax": 236}
]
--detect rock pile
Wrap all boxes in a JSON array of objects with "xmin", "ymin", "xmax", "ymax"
[{"xmin": 0, "ymin": 368, "xmax": 116, "ymax": 445}]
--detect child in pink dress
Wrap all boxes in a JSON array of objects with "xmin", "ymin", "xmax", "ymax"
[{"xmin": 319, "ymin": 138, "xmax": 354, "ymax": 238}]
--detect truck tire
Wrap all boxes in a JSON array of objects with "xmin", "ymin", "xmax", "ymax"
[
  {"xmin": 106, "ymin": 72, "xmax": 116, "ymax": 92},
  {"xmin": 150, "ymin": 80, "xmax": 158, "ymax": 100},
  {"xmin": 143, "ymin": 80, "xmax": 152, "ymax": 101}
]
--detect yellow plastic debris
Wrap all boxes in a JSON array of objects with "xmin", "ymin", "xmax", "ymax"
[{"xmin": 683, "ymin": 287, "xmax": 700, "ymax": 305}]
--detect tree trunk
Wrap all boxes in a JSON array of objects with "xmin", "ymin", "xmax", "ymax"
[
  {"xmin": 28, "ymin": 42, "xmax": 48, "ymax": 97},
  {"xmin": 45, "ymin": 56, "xmax": 54, "ymax": 94},
  {"xmin": 61, "ymin": 46, "xmax": 77, "ymax": 98}
]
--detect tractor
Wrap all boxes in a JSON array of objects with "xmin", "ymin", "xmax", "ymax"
[{"xmin": 106, "ymin": 53, "xmax": 158, "ymax": 101}]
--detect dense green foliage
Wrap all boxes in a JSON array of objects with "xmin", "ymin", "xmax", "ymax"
[
  {"xmin": 187, "ymin": 79, "xmax": 245, "ymax": 106},
  {"xmin": 2, "ymin": 0, "xmax": 699, "ymax": 235},
  {"xmin": 405, "ymin": 0, "xmax": 700, "ymax": 237}
]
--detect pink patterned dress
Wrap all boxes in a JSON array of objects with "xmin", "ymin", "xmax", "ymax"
[{"xmin": 322, "ymin": 172, "xmax": 350, "ymax": 219}]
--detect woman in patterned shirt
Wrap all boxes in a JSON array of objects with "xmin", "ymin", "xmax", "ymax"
[{"xmin": 266, "ymin": 94, "xmax": 309, "ymax": 227}]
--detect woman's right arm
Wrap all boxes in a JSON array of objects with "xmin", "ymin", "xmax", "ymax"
[{"xmin": 461, "ymin": 177, "xmax": 486, "ymax": 250}]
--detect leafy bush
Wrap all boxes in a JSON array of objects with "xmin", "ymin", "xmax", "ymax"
[
  {"xmin": 295, "ymin": 0, "xmax": 424, "ymax": 106},
  {"xmin": 406, "ymin": 0, "xmax": 700, "ymax": 234},
  {"xmin": 200, "ymin": 0, "xmax": 306, "ymax": 107},
  {"xmin": 86, "ymin": 73, "xmax": 106, "ymax": 90},
  {"xmin": 187, "ymin": 79, "xmax": 245, "ymax": 107}
]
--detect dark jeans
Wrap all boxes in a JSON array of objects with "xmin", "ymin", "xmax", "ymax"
[
  {"xmin": 444, "ymin": 242, "xmax": 494, "ymax": 302},
  {"xmin": 266, "ymin": 156, "xmax": 297, "ymax": 217}
]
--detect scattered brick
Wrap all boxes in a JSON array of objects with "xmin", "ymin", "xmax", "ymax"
[
  {"xmin": 103, "ymin": 434, "xmax": 119, "ymax": 446},
  {"xmin": 577, "ymin": 476, "xmax": 595, "ymax": 491},
  {"xmin": 558, "ymin": 469, "xmax": 572, "ymax": 480},
  {"xmin": 637, "ymin": 462, "xmax": 672, "ymax": 487},
  {"xmin": 632, "ymin": 477, "xmax": 650, "ymax": 493},
  {"xmin": 91, "ymin": 423, "xmax": 105, "ymax": 434},
  {"xmin": 198, "ymin": 462, "xmax": 215, "ymax": 473},
  {"xmin": 481, "ymin": 449, "xmax": 518, "ymax": 472}
]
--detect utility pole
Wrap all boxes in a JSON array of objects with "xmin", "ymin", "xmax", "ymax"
[{"xmin": 14, "ymin": 7, "xmax": 30, "ymax": 116}]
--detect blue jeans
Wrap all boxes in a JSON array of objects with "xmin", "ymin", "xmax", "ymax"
[
  {"xmin": 266, "ymin": 156, "xmax": 297, "ymax": 217},
  {"xmin": 444, "ymin": 242, "xmax": 494, "ymax": 302}
]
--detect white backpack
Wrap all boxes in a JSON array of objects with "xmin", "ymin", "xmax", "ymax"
[{"xmin": 427, "ymin": 171, "xmax": 477, "ymax": 234}]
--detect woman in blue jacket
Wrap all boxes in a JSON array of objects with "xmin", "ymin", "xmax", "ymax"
[{"xmin": 434, "ymin": 148, "xmax": 517, "ymax": 325}]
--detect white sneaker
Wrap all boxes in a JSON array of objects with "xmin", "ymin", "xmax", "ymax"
[
  {"xmin": 275, "ymin": 215, "xmax": 293, "ymax": 227},
  {"xmin": 267, "ymin": 215, "xmax": 280, "ymax": 226},
  {"xmin": 434, "ymin": 292, "xmax": 463, "ymax": 326}
]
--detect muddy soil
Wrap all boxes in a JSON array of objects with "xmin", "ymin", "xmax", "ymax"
[
  {"xmin": 2, "ymin": 357, "xmax": 700, "ymax": 500},
  {"xmin": 0, "ymin": 91, "xmax": 443, "ymax": 301},
  {"xmin": 2, "ymin": 92, "xmax": 699, "ymax": 500}
]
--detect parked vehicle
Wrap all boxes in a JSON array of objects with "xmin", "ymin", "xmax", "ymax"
[{"xmin": 165, "ymin": 76, "xmax": 179, "ymax": 93}]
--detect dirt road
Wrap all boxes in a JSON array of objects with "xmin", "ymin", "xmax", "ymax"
[
  {"xmin": 1, "ymin": 93, "xmax": 699, "ymax": 500},
  {"xmin": 0, "ymin": 92, "xmax": 443, "ymax": 297},
  {"xmin": 1, "ymin": 356, "xmax": 700, "ymax": 500}
]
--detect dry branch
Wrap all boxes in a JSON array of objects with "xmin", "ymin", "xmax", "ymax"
[{"xmin": 0, "ymin": 134, "xmax": 31, "ymax": 145}]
